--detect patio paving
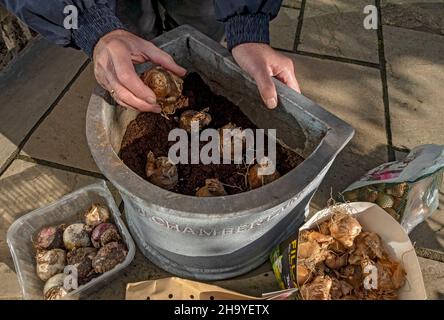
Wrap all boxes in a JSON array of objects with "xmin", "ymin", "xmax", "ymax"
[
  {"xmin": 0, "ymin": 1, "xmax": 443, "ymax": 299},
  {"xmin": 299, "ymin": 0, "xmax": 379, "ymax": 63},
  {"xmin": 0, "ymin": 38, "xmax": 87, "ymax": 174}
]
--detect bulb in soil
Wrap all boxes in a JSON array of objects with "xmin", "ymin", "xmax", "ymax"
[
  {"xmin": 145, "ymin": 151, "xmax": 178, "ymax": 190},
  {"xmin": 63, "ymin": 223, "xmax": 91, "ymax": 250},
  {"xmin": 179, "ymin": 109, "xmax": 212, "ymax": 133},
  {"xmin": 34, "ymin": 224, "xmax": 65, "ymax": 250},
  {"xmin": 328, "ymin": 211, "xmax": 362, "ymax": 248},
  {"xmin": 247, "ymin": 160, "xmax": 281, "ymax": 190},
  {"xmin": 91, "ymin": 223, "xmax": 121, "ymax": 248},
  {"xmin": 141, "ymin": 66, "xmax": 188, "ymax": 115},
  {"xmin": 218, "ymin": 123, "xmax": 246, "ymax": 160},
  {"xmin": 84, "ymin": 204, "xmax": 110, "ymax": 228},
  {"xmin": 196, "ymin": 178, "xmax": 227, "ymax": 197},
  {"xmin": 300, "ymin": 276, "xmax": 332, "ymax": 300},
  {"xmin": 36, "ymin": 249, "xmax": 66, "ymax": 281},
  {"xmin": 92, "ymin": 242, "xmax": 128, "ymax": 274}
]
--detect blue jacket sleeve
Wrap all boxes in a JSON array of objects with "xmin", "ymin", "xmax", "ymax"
[
  {"xmin": 0, "ymin": 0, "xmax": 124, "ymax": 57},
  {"xmin": 214, "ymin": 0, "xmax": 283, "ymax": 50}
]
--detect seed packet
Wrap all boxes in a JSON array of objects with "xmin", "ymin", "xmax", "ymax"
[{"xmin": 342, "ymin": 144, "xmax": 444, "ymax": 233}]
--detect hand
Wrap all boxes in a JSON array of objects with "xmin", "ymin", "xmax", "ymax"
[
  {"xmin": 93, "ymin": 29, "xmax": 187, "ymax": 112},
  {"xmin": 232, "ymin": 43, "xmax": 301, "ymax": 109}
]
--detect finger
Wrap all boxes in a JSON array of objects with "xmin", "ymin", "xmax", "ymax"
[
  {"xmin": 275, "ymin": 65, "xmax": 301, "ymax": 93},
  {"xmin": 252, "ymin": 69, "xmax": 278, "ymax": 109},
  {"xmin": 110, "ymin": 53, "xmax": 158, "ymax": 105},
  {"xmin": 108, "ymin": 76, "xmax": 161, "ymax": 113},
  {"xmin": 142, "ymin": 41, "xmax": 187, "ymax": 77}
]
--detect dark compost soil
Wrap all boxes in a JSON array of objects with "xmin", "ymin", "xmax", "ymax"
[{"xmin": 119, "ymin": 73, "xmax": 304, "ymax": 196}]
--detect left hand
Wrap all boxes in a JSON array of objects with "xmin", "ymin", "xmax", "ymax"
[{"xmin": 232, "ymin": 43, "xmax": 301, "ymax": 109}]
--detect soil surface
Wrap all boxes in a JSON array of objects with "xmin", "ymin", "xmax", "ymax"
[{"xmin": 119, "ymin": 73, "xmax": 304, "ymax": 196}]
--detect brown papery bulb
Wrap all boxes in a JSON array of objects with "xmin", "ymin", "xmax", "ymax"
[
  {"xmin": 196, "ymin": 179, "xmax": 227, "ymax": 197},
  {"xmin": 329, "ymin": 211, "xmax": 362, "ymax": 248},
  {"xmin": 300, "ymin": 276, "xmax": 332, "ymax": 300},
  {"xmin": 179, "ymin": 108, "xmax": 212, "ymax": 133},
  {"xmin": 84, "ymin": 204, "xmax": 110, "ymax": 228},
  {"xmin": 248, "ymin": 160, "xmax": 281, "ymax": 190},
  {"xmin": 218, "ymin": 122, "xmax": 245, "ymax": 159},
  {"xmin": 141, "ymin": 66, "xmax": 188, "ymax": 115},
  {"xmin": 145, "ymin": 151, "xmax": 178, "ymax": 190}
]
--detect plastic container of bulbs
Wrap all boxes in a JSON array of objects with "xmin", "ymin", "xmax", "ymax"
[{"xmin": 7, "ymin": 181, "xmax": 135, "ymax": 300}]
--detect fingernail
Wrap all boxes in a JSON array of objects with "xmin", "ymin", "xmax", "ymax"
[{"xmin": 265, "ymin": 98, "xmax": 278, "ymax": 109}]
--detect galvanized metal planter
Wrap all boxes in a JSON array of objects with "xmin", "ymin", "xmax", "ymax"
[{"xmin": 86, "ymin": 25, "xmax": 354, "ymax": 280}]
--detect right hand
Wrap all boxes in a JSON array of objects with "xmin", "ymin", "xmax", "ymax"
[{"xmin": 93, "ymin": 29, "xmax": 187, "ymax": 112}]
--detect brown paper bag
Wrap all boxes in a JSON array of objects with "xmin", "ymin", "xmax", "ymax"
[{"xmin": 126, "ymin": 277, "xmax": 297, "ymax": 300}]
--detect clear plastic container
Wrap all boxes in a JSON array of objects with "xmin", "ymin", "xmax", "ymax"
[{"xmin": 7, "ymin": 181, "xmax": 135, "ymax": 300}]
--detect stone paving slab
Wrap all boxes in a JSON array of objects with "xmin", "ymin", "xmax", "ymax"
[
  {"xmin": 281, "ymin": 52, "xmax": 387, "ymax": 210},
  {"xmin": 90, "ymin": 251, "xmax": 278, "ymax": 299},
  {"xmin": 382, "ymin": 0, "xmax": 444, "ymax": 35},
  {"xmin": 384, "ymin": 26, "xmax": 444, "ymax": 149},
  {"xmin": 299, "ymin": 0, "xmax": 379, "ymax": 63},
  {"xmin": 21, "ymin": 64, "xmax": 100, "ymax": 173},
  {"xmin": 0, "ymin": 38, "xmax": 87, "ymax": 173},
  {"xmin": 282, "ymin": 0, "xmax": 302, "ymax": 9},
  {"xmin": 270, "ymin": 7, "xmax": 300, "ymax": 51},
  {"xmin": 419, "ymin": 257, "xmax": 444, "ymax": 300},
  {"xmin": 0, "ymin": 160, "xmax": 98, "ymax": 299}
]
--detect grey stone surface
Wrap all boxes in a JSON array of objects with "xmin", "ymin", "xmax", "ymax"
[
  {"xmin": 0, "ymin": 160, "xmax": 98, "ymax": 299},
  {"xmin": 282, "ymin": 0, "xmax": 302, "ymax": 9},
  {"xmin": 270, "ymin": 7, "xmax": 300, "ymax": 50},
  {"xmin": 382, "ymin": 0, "xmax": 444, "ymax": 35},
  {"xmin": 21, "ymin": 64, "xmax": 100, "ymax": 173},
  {"xmin": 419, "ymin": 257, "xmax": 444, "ymax": 300},
  {"xmin": 0, "ymin": 38, "xmax": 87, "ymax": 173},
  {"xmin": 299, "ymin": 0, "xmax": 379, "ymax": 63},
  {"xmin": 90, "ymin": 253, "xmax": 277, "ymax": 300},
  {"xmin": 384, "ymin": 26, "xmax": 444, "ymax": 149},
  {"xmin": 281, "ymin": 52, "xmax": 387, "ymax": 210}
]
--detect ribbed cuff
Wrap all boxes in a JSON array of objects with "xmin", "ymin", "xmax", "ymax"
[
  {"xmin": 225, "ymin": 13, "xmax": 270, "ymax": 51},
  {"xmin": 72, "ymin": 4, "xmax": 125, "ymax": 57}
]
